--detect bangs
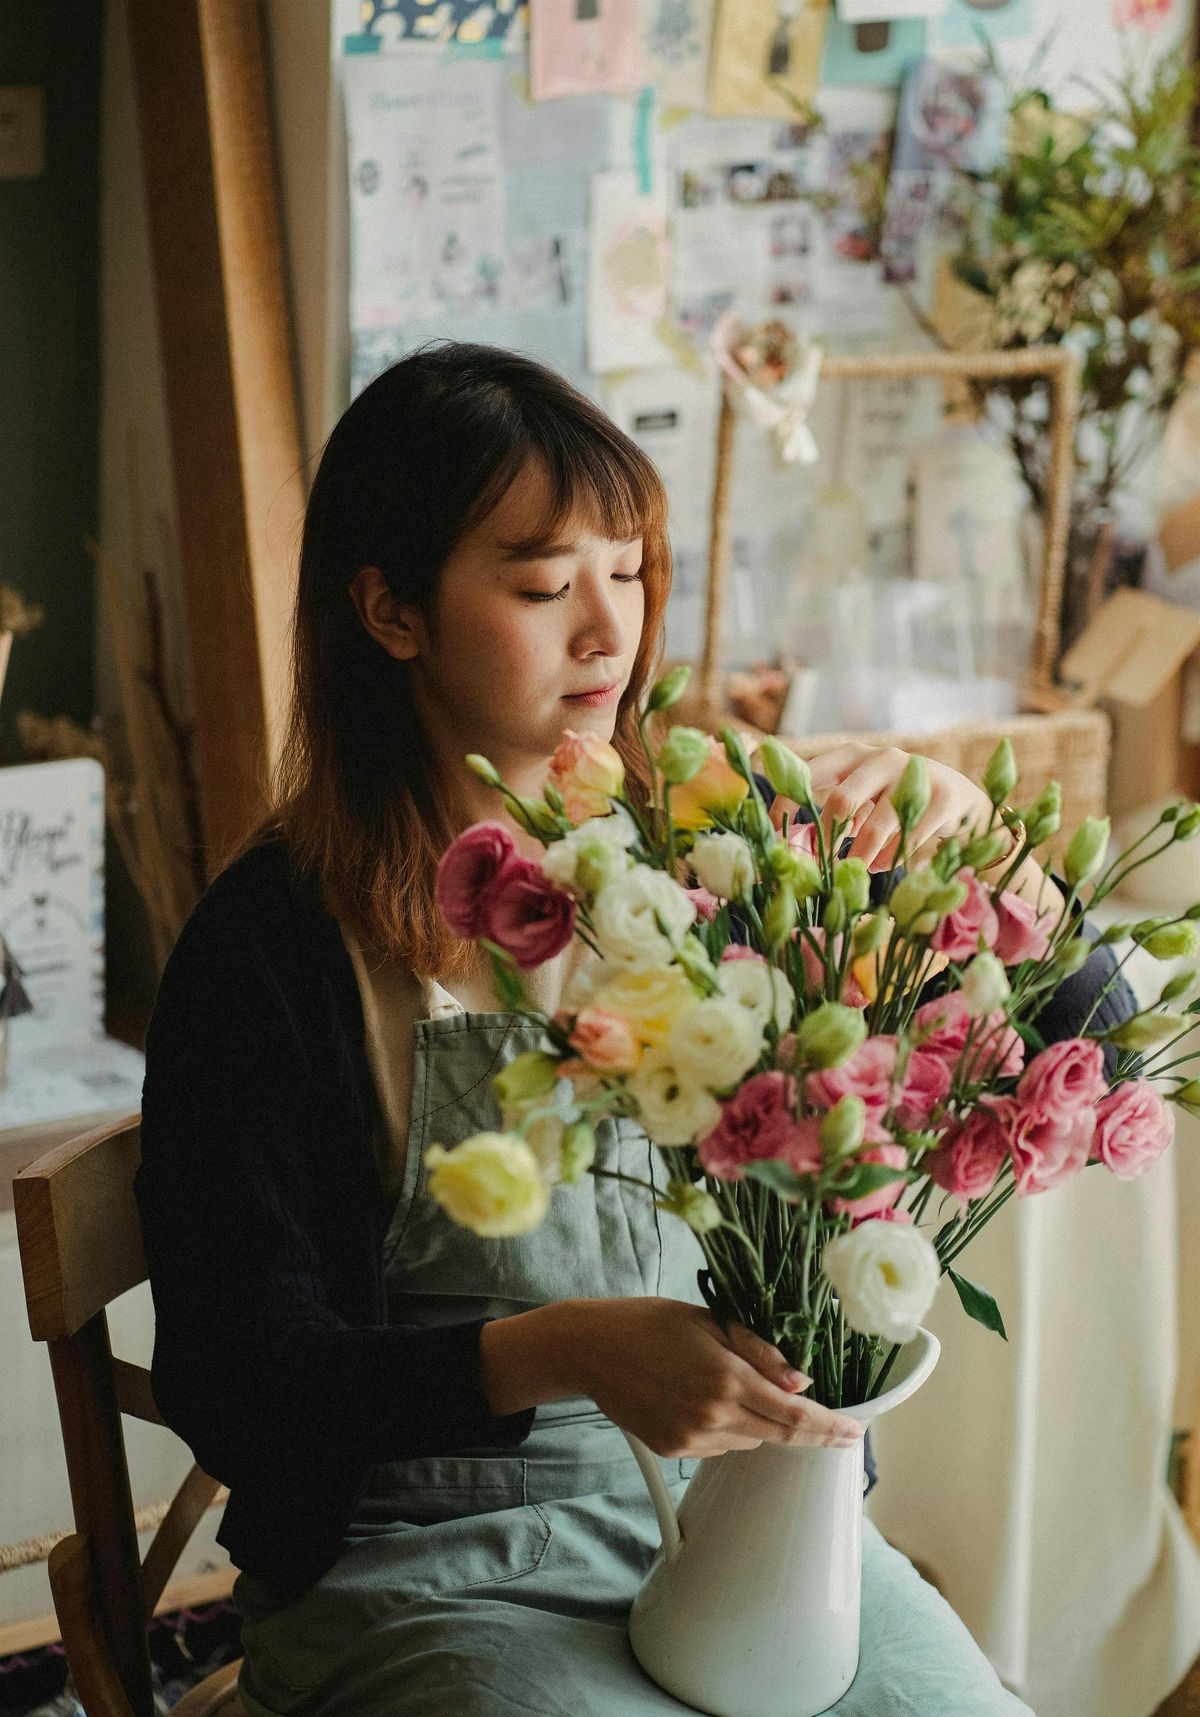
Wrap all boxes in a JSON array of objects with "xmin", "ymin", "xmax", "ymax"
[{"xmin": 457, "ymin": 404, "xmax": 668, "ymax": 555}]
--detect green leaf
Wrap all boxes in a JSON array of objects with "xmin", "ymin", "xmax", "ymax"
[
  {"xmin": 482, "ymin": 941, "xmax": 530, "ymax": 1012},
  {"xmin": 829, "ymin": 1162, "xmax": 911, "ymax": 1203},
  {"xmin": 743, "ymin": 1160, "xmax": 810, "ymax": 1199},
  {"xmin": 1014, "ymin": 1019, "xmax": 1047, "ymax": 1054},
  {"xmin": 947, "ymin": 1267, "xmax": 1008, "ymax": 1340}
]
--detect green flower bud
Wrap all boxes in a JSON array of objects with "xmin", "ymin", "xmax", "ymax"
[
  {"xmin": 1173, "ymin": 1078, "xmax": 1200, "ymax": 1116},
  {"xmin": 763, "ymin": 884, "xmax": 799, "ymax": 952},
  {"xmin": 960, "ymin": 952, "xmax": 1011, "ymax": 1017},
  {"xmin": 658, "ymin": 1177, "xmax": 723, "ymax": 1234},
  {"xmin": 1175, "ymin": 805, "xmax": 1200, "ymax": 841},
  {"xmin": 851, "ymin": 907, "xmax": 890, "ymax": 959},
  {"xmin": 891, "ymin": 754, "xmax": 931, "ymax": 829},
  {"xmin": 658, "ymin": 725, "xmax": 710, "ymax": 784},
  {"xmin": 1099, "ymin": 921, "xmax": 1136, "ymax": 943},
  {"xmin": 543, "ymin": 782, "xmax": 566, "ymax": 815},
  {"xmin": 1106, "ymin": 1011, "xmax": 1189, "ymax": 1051},
  {"xmin": 823, "ymin": 890, "xmax": 847, "ymax": 935},
  {"xmin": 890, "ymin": 867, "xmax": 937, "ymax": 933},
  {"xmin": 494, "ymin": 1051, "xmax": 559, "ymax": 1110},
  {"xmin": 1139, "ymin": 921, "xmax": 1200, "ymax": 960},
  {"xmin": 1064, "ymin": 816, "xmax": 1110, "ymax": 887},
  {"xmin": 513, "ymin": 796, "xmax": 563, "ymax": 840},
  {"xmin": 933, "ymin": 836, "xmax": 963, "ymax": 880},
  {"xmin": 559, "ymin": 1119, "xmax": 596, "ymax": 1184},
  {"xmin": 740, "ymin": 795, "xmax": 777, "ymax": 846},
  {"xmin": 833, "ymin": 857, "xmax": 871, "ymax": 915},
  {"xmin": 466, "ymin": 753, "xmax": 503, "ymax": 788},
  {"xmin": 676, "ymin": 933, "xmax": 719, "ymax": 991},
  {"xmin": 790, "ymin": 849, "xmax": 823, "ymax": 902},
  {"xmin": 647, "ymin": 663, "xmax": 692, "ymax": 712},
  {"xmin": 819, "ymin": 1093, "xmax": 866, "ymax": 1162},
  {"xmin": 1186, "ymin": 903, "xmax": 1200, "ymax": 922},
  {"xmin": 982, "ymin": 738, "xmax": 1018, "ymax": 807},
  {"xmin": 1161, "ymin": 971, "xmax": 1196, "ymax": 1005},
  {"xmin": 1024, "ymin": 781, "xmax": 1062, "ymax": 847},
  {"xmin": 962, "ymin": 830, "xmax": 1009, "ymax": 872},
  {"xmin": 926, "ymin": 878, "xmax": 969, "ymax": 919},
  {"xmin": 1051, "ymin": 937, "xmax": 1093, "ymax": 978},
  {"xmin": 575, "ymin": 838, "xmax": 623, "ymax": 897},
  {"xmin": 719, "ymin": 725, "xmax": 756, "ymax": 785},
  {"xmin": 795, "ymin": 1002, "xmax": 868, "ymax": 1069},
  {"xmin": 758, "ymin": 738, "xmax": 814, "ymax": 809}
]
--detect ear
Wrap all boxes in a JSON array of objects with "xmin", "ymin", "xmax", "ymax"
[{"xmin": 349, "ymin": 565, "xmax": 422, "ymax": 663}]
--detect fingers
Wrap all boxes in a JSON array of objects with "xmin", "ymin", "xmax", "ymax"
[
  {"xmin": 724, "ymin": 1320, "xmax": 806, "ymax": 1392},
  {"xmin": 723, "ymin": 1324, "xmax": 863, "ymax": 1446}
]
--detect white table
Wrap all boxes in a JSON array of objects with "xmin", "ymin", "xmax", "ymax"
[{"xmin": 868, "ymin": 894, "xmax": 1200, "ymax": 1717}]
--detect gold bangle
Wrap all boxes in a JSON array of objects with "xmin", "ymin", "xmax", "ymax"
[{"xmin": 979, "ymin": 807, "xmax": 1026, "ymax": 872}]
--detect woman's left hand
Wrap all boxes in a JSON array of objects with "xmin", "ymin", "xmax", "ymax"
[{"xmin": 766, "ymin": 740, "xmax": 996, "ymax": 872}]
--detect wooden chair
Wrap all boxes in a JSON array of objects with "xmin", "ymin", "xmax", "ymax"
[{"xmin": 13, "ymin": 1113, "xmax": 246, "ymax": 1717}]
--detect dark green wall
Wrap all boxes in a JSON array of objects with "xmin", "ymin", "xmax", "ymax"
[{"xmin": 0, "ymin": 3, "xmax": 102, "ymax": 759}]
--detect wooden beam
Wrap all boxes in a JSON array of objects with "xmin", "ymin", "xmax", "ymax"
[{"xmin": 125, "ymin": 0, "xmax": 302, "ymax": 871}]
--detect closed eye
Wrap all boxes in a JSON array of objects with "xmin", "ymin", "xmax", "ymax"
[{"xmin": 520, "ymin": 570, "xmax": 643, "ymax": 604}]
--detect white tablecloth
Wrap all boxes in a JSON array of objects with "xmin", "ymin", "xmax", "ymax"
[{"xmin": 868, "ymin": 898, "xmax": 1200, "ymax": 1717}]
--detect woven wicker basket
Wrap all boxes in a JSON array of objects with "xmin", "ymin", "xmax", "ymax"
[{"xmin": 780, "ymin": 708, "xmax": 1111, "ymax": 863}]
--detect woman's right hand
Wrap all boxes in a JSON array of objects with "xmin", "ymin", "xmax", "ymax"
[{"xmin": 565, "ymin": 1297, "xmax": 864, "ymax": 1457}]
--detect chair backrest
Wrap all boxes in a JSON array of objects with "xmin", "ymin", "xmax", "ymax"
[{"xmin": 14, "ymin": 1113, "xmax": 226, "ymax": 1717}]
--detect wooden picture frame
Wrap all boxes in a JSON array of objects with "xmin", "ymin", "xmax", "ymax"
[{"xmin": 699, "ymin": 344, "xmax": 1082, "ymax": 720}]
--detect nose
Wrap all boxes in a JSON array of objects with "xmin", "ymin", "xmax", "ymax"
[{"xmin": 572, "ymin": 573, "xmax": 628, "ymax": 662}]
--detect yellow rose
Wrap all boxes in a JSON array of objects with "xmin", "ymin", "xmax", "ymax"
[
  {"xmin": 668, "ymin": 736, "xmax": 749, "ymax": 831},
  {"xmin": 592, "ymin": 964, "xmax": 698, "ymax": 1047},
  {"xmin": 852, "ymin": 919, "xmax": 948, "ymax": 1003},
  {"xmin": 425, "ymin": 1134, "xmax": 550, "ymax": 1237}
]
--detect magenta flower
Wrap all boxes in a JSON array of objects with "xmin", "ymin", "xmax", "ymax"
[
  {"xmin": 697, "ymin": 1071, "xmax": 819, "ymax": 1181},
  {"xmin": 1092, "ymin": 1080, "xmax": 1174, "ymax": 1180},
  {"xmin": 931, "ymin": 868, "xmax": 999, "ymax": 962},
  {"xmin": 436, "ymin": 822, "xmax": 519, "ymax": 938}
]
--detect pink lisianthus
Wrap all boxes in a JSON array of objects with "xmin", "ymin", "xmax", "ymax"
[
  {"xmin": 697, "ymin": 1071, "xmax": 818, "ymax": 1180},
  {"xmin": 1010, "ymin": 1103, "xmax": 1095, "ymax": 1196},
  {"xmin": 872, "ymin": 1206, "xmax": 913, "ymax": 1224},
  {"xmin": 722, "ymin": 944, "xmax": 766, "ymax": 963},
  {"xmin": 807, "ymin": 1036, "xmax": 897, "ymax": 1126},
  {"xmin": 927, "ymin": 1099, "xmax": 1015, "ymax": 1209},
  {"xmin": 436, "ymin": 822, "xmax": 519, "ymax": 938},
  {"xmin": 1017, "ymin": 1038, "xmax": 1107, "ymax": 1114},
  {"xmin": 913, "ymin": 990, "xmax": 1024, "ymax": 1082},
  {"xmin": 830, "ymin": 1142, "xmax": 908, "ymax": 1222},
  {"xmin": 568, "ymin": 1008, "xmax": 642, "ymax": 1074},
  {"xmin": 931, "ymin": 868, "xmax": 999, "ymax": 962},
  {"xmin": 788, "ymin": 820, "xmax": 820, "ymax": 859},
  {"xmin": 548, "ymin": 729, "xmax": 625, "ymax": 824},
  {"xmin": 799, "ymin": 928, "xmax": 869, "ymax": 1008},
  {"xmin": 686, "ymin": 886, "xmax": 721, "ymax": 923},
  {"xmin": 1092, "ymin": 1080, "xmax": 1174, "ymax": 1180},
  {"xmin": 892, "ymin": 1047, "xmax": 952, "ymax": 1131},
  {"xmin": 477, "ymin": 858, "xmax": 576, "ymax": 970},
  {"xmin": 993, "ymin": 891, "xmax": 1054, "ymax": 965}
]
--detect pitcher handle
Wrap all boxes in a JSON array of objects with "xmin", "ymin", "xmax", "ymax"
[{"xmin": 621, "ymin": 1430, "xmax": 684, "ymax": 1564}]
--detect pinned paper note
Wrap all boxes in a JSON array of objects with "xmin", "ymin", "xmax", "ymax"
[
  {"xmin": 708, "ymin": 0, "xmax": 832, "ymax": 118},
  {"xmin": 587, "ymin": 169, "xmax": 670, "ymax": 373},
  {"xmin": 530, "ymin": 0, "xmax": 644, "ymax": 100}
]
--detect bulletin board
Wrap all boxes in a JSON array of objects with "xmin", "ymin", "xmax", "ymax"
[{"xmin": 334, "ymin": 0, "xmax": 1193, "ymax": 671}]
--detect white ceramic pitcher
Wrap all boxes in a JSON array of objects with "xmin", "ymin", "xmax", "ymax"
[{"xmin": 623, "ymin": 1328, "xmax": 941, "ymax": 1717}]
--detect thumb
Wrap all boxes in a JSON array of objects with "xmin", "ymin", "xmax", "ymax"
[{"xmin": 726, "ymin": 1322, "xmax": 810, "ymax": 1392}]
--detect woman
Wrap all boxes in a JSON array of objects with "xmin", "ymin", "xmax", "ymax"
[{"xmin": 136, "ymin": 342, "xmax": 1126, "ymax": 1715}]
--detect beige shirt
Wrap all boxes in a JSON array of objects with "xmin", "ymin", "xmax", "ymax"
[{"xmin": 337, "ymin": 924, "xmax": 591, "ymax": 1201}]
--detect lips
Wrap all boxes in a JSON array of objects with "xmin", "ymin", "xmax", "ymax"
[{"xmin": 565, "ymin": 682, "xmax": 620, "ymax": 700}]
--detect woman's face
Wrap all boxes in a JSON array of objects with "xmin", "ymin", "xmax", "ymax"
[{"xmin": 357, "ymin": 458, "xmax": 646, "ymax": 784}]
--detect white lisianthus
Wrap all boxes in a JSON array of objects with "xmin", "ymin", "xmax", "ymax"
[
  {"xmin": 668, "ymin": 996, "xmax": 763, "ymax": 1091},
  {"xmin": 629, "ymin": 1047, "xmax": 722, "ymax": 1145},
  {"xmin": 822, "ymin": 1220, "xmax": 940, "ymax": 1344},
  {"xmin": 541, "ymin": 813, "xmax": 636, "ymax": 897},
  {"xmin": 719, "ymin": 957, "xmax": 792, "ymax": 1036},
  {"xmin": 960, "ymin": 952, "xmax": 1011, "ymax": 1017},
  {"xmin": 592, "ymin": 866, "xmax": 696, "ymax": 970},
  {"xmin": 691, "ymin": 831, "xmax": 755, "ymax": 902}
]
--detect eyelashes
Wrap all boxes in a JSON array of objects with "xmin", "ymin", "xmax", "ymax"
[{"xmin": 521, "ymin": 572, "xmax": 644, "ymax": 605}]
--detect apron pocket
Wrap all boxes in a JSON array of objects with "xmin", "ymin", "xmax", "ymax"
[{"xmin": 240, "ymin": 1503, "xmax": 554, "ymax": 1703}]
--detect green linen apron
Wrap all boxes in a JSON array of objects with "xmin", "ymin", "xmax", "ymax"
[{"xmin": 232, "ymin": 1008, "xmax": 1031, "ymax": 1716}]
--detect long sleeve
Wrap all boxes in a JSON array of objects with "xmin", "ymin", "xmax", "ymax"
[{"xmin": 135, "ymin": 885, "xmax": 534, "ymax": 1499}]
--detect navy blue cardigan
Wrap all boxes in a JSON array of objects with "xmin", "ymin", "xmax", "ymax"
[{"xmin": 135, "ymin": 830, "xmax": 1136, "ymax": 1598}]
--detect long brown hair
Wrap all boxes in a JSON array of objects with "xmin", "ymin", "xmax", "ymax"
[{"xmin": 239, "ymin": 341, "xmax": 672, "ymax": 979}]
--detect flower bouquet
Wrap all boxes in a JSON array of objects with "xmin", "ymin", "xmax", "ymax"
[{"xmin": 428, "ymin": 664, "xmax": 1200, "ymax": 1408}]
